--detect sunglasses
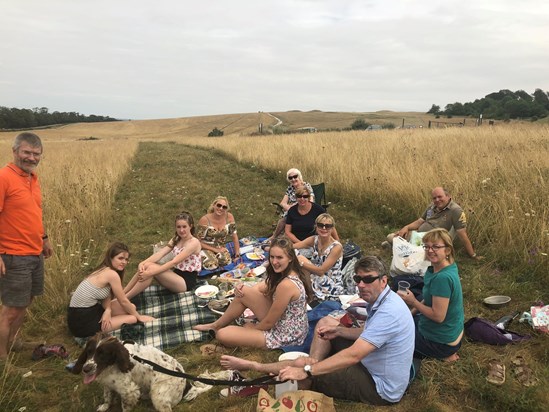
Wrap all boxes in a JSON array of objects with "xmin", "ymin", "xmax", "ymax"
[
  {"xmin": 422, "ymin": 244, "xmax": 446, "ymax": 251},
  {"xmin": 296, "ymin": 194, "xmax": 310, "ymax": 199},
  {"xmin": 353, "ymin": 275, "xmax": 382, "ymax": 284},
  {"xmin": 216, "ymin": 203, "xmax": 228, "ymax": 210},
  {"xmin": 288, "ymin": 175, "xmax": 299, "ymax": 180},
  {"xmin": 317, "ymin": 223, "xmax": 334, "ymax": 229}
]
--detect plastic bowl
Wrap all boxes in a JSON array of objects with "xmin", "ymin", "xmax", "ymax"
[
  {"xmin": 278, "ymin": 351, "xmax": 309, "ymax": 362},
  {"xmin": 483, "ymin": 295, "xmax": 511, "ymax": 308}
]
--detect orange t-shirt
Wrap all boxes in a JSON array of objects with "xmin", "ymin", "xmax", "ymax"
[{"xmin": 0, "ymin": 163, "xmax": 44, "ymax": 255}]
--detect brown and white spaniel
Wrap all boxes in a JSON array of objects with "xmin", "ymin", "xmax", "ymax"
[{"xmin": 72, "ymin": 334, "xmax": 186, "ymax": 412}]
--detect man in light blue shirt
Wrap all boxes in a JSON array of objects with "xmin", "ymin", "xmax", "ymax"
[{"xmin": 220, "ymin": 256, "xmax": 415, "ymax": 405}]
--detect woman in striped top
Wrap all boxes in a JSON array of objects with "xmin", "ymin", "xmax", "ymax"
[{"xmin": 67, "ymin": 242, "xmax": 154, "ymax": 338}]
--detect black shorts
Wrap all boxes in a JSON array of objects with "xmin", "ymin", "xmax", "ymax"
[
  {"xmin": 67, "ymin": 304, "xmax": 104, "ymax": 338},
  {"xmin": 173, "ymin": 269, "xmax": 198, "ymax": 290}
]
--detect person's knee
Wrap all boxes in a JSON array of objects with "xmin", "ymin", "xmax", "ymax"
[{"xmin": 315, "ymin": 315, "xmax": 335, "ymax": 329}]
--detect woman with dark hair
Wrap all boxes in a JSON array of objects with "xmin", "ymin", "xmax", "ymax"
[
  {"xmin": 197, "ymin": 196, "xmax": 240, "ymax": 270},
  {"xmin": 270, "ymin": 168, "xmax": 315, "ymax": 239},
  {"xmin": 124, "ymin": 211, "xmax": 202, "ymax": 299},
  {"xmin": 398, "ymin": 228, "xmax": 464, "ymax": 362},
  {"xmin": 67, "ymin": 242, "xmax": 154, "ymax": 338},
  {"xmin": 194, "ymin": 237, "xmax": 313, "ymax": 349}
]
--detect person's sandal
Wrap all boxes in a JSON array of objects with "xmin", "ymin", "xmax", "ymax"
[
  {"xmin": 486, "ymin": 359, "xmax": 505, "ymax": 385},
  {"xmin": 511, "ymin": 356, "xmax": 538, "ymax": 387},
  {"xmin": 219, "ymin": 370, "xmax": 267, "ymax": 398},
  {"xmin": 31, "ymin": 344, "xmax": 69, "ymax": 361}
]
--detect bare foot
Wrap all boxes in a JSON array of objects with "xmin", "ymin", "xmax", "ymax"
[
  {"xmin": 443, "ymin": 353, "xmax": 460, "ymax": 362},
  {"xmin": 220, "ymin": 355, "xmax": 255, "ymax": 371},
  {"xmin": 193, "ymin": 323, "xmax": 218, "ymax": 332}
]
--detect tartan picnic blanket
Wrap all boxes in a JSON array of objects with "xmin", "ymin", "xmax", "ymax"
[{"xmin": 112, "ymin": 285, "xmax": 217, "ymax": 350}]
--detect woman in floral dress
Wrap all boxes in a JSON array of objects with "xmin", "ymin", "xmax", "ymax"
[
  {"xmin": 293, "ymin": 213, "xmax": 350, "ymax": 302},
  {"xmin": 197, "ymin": 196, "xmax": 240, "ymax": 270},
  {"xmin": 193, "ymin": 237, "xmax": 313, "ymax": 349}
]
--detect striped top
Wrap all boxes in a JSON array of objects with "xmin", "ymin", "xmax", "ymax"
[{"xmin": 69, "ymin": 278, "xmax": 111, "ymax": 308}]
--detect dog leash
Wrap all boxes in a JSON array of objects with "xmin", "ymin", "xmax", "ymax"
[{"xmin": 131, "ymin": 354, "xmax": 282, "ymax": 387}]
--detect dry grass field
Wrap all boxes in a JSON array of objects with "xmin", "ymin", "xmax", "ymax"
[{"xmin": 0, "ymin": 111, "xmax": 548, "ymax": 411}]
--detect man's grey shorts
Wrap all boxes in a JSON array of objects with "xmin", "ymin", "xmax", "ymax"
[{"xmin": 0, "ymin": 254, "xmax": 44, "ymax": 307}]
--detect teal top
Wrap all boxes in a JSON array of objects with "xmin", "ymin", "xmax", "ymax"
[{"xmin": 418, "ymin": 262, "xmax": 464, "ymax": 344}]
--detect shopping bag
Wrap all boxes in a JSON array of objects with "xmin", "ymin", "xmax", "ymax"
[
  {"xmin": 390, "ymin": 236, "xmax": 430, "ymax": 276},
  {"xmin": 257, "ymin": 388, "xmax": 335, "ymax": 412}
]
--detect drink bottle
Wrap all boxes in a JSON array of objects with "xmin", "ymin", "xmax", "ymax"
[{"xmin": 495, "ymin": 311, "xmax": 520, "ymax": 330}]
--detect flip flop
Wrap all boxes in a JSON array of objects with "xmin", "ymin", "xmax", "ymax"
[
  {"xmin": 31, "ymin": 344, "xmax": 69, "ymax": 361},
  {"xmin": 511, "ymin": 356, "xmax": 538, "ymax": 387},
  {"xmin": 486, "ymin": 359, "xmax": 505, "ymax": 385},
  {"xmin": 200, "ymin": 344, "xmax": 228, "ymax": 358}
]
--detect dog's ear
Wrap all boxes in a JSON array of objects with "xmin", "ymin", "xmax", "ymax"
[
  {"xmin": 113, "ymin": 341, "xmax": 134, "ymax": 373},
  {"xmin": 72, "ymin": 336, "xmax": 97, "ymax": 374}
]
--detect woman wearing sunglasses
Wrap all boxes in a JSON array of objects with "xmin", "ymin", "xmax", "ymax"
[
  {"xmin": 285, "ymin": 186, "xmax": 338, "ymax": 250},
  {"xmin": 197, "ymin": 196, "xmax": 240, "ymax": 270},
  {"xmin": 293, "ymin": 214, "xmax": 349, "ymax": 302},
  {"xmin": 270, "ymin": 168, "xmax": 315, "ymax": 239},
  {"xmin": 194, "ymin": 237, "xmax": 313, "ymax": 349},
  {"xmin": 398, "ymin": 228, "xmax": 464, "ymax": 362}
]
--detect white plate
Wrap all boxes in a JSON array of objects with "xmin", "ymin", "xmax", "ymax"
[
  {"xmin": 195, "ymin": 285, "xmax": 219, "ymax": 299},
  {"xmin": 278, "ymin": 351, "xmax": 309, "ymax": 361},
  {"xmin": 246, "ymin": 252, "xmax": 264, "ymax": 261},
  {"xmin": 251, "ymin": 265, "xmax": 266, "ymax": 276}
]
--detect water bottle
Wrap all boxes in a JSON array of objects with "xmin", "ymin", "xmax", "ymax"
[{"xmin": 495, "ymin": 311, "xmax": 520, "ymax": 330}]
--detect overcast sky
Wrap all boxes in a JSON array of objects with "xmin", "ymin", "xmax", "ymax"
[{"xmin": 1, "ymin": 0, "xmax": 548, "ymax": 120}]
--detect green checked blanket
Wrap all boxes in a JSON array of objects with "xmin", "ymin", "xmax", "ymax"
[{"xmin": 113, "ymin": 285, "xmax": 216, "ymax": 350}]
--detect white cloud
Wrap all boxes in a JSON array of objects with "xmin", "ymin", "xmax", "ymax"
[{"xmin": 1, "ymin": 0, "xmax": 548, "ymax": 119}]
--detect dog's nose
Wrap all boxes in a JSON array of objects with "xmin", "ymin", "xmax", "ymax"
[{"xmin": 83, "ymin": 364, "xmax": 95, "ymax": 373}]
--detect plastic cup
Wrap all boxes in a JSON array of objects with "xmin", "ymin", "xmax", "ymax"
[{"xmin": 398, "ymin": 281, "xmax": 410, "ymax": 293}]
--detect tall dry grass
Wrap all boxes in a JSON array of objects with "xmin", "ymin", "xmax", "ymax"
[
  {"xmin": 182, "ymin": 124, "xmax": 549, "ymax": 281},
  {"xmin": 0, "ymin": 137, "xmax": 138, "ymax": 322}
]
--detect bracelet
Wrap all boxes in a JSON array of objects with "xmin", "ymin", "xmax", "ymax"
[{"xmin": 42, "ymin": 234, "xmax": 49, "ymax": 240}]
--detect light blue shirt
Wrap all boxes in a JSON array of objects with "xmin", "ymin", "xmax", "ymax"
[{"xmin": 360, "ymin": 286, "xmax": 415, "ymax": 403}]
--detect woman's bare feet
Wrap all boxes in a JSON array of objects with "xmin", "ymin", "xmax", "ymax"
[
  {"xmin": 220, "ymin": 355, "xmax": 256, "ymax": 371},
  {"xmin": 443, "ymin": 353, "xmax": 460, "ymax": 362}
]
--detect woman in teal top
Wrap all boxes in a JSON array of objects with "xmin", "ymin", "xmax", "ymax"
[{"xmin": 398, "ymin": 228, "xmax": 464, "ymax": 361}]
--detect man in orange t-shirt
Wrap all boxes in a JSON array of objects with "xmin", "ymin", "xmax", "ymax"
[{"xmin": 0, "ymin": 132, "xmax": 53, "ymax": 359}]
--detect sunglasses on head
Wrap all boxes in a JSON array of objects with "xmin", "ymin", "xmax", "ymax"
[
  {"xmin": 353, "ymin": 274, "xmax": 382, "ymax": 284},
  {"xmin": 288, "ymin": 174, "xmax": 299, "ymax": 180},
  {"xmin": 216, "ymin": 203, "xmax": 228, "ymax": 210},
  {"xmin": 296, "ymin": 194, "xmax": 309, "ymax": 199},
  {"xmin": 317, "ymin": 223, "xmax": 334, "ymax": 229}
]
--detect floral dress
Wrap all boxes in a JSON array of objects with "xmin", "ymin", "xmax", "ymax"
[
  {"xmin": 310, "ymin": 236, "xmax": 346, "ymax": 301},
  {"xmin": 196, "ymin": 218, "xmax": 237, "ymax": 269},
  {"xmin": 264, "ymin": 275, "xmax": 308, "ymax": 349}
]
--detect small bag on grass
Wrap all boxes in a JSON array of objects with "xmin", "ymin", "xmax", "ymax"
[{"xmin": 257, "ymin": 388, "xmax": 335, "ymax": 412}]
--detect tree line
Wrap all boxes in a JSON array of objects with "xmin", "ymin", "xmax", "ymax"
[
  {"xmin": 427, "ymin": 88, "xmax": 549, "ymax": 121},
  {"xmin": 0, "ymin": 106, "xmax": 119, "ymax": 130}
]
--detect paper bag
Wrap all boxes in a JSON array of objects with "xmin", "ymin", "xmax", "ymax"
[{"xmin": 257, "ymin": 388, "xmax": 335, "ymax": 412}]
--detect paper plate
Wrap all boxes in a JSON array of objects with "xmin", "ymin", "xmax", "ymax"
[
  {"xmin": 246, "ymin": 252, "xmax": 264, "ymax": 261},
  {"xmin": 278, "ymin": 351, "xmax": 309, "ymax": 361},
  {"xmin": 195, "ymin": 285, "xmax": 219, "ymax": 299},
  {"xmin": 251, "ymin": 265, "xmax": 266, "ymax": 277},
  {"xmin": 483, "ymin": 295, "xmax": 511, "ymax": 308}
]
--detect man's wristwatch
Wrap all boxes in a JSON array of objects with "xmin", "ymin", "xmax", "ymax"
[{"xmin": 304, "ymin": 364, "xmax": 313, "ymax": 377}]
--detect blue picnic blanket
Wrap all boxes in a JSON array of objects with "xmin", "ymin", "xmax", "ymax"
[
  {"xmin": 198, "ymin": 237, "xmax": 268, "ymax": 277},
  {"xmin": 112, "ymin": 285, "xmax": 216, "ymax": 350}
]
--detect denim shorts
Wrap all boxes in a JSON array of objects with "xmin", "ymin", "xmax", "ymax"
[{"xmin": 0, "ymin": 254, "xmax": 44, "ymax": 307}]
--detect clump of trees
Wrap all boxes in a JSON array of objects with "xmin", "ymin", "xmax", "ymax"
[
  {"xmin": 0, "ymin": 106, "xmax": 118, "ymax": 130},
  {"xmin": 208, "ymin": 127, "xmax": 224, "ymax": 137},
  {"xmin": 427, "ymin": 88, "xmax": 549, "ymax": 120}
]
